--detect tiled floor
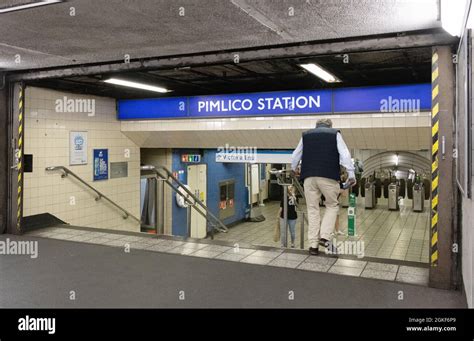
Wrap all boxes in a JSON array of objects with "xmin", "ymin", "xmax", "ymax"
[
  {"xmin": 214, "ymin": 198, "xmax": 430, "ymax": 263},
  {"xmin": 24, "ymin": 226, "xmax": 430, "ymax": 286}
]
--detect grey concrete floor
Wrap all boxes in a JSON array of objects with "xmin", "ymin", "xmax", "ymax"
[{"xmin": 0, "ymin": 235, "xmax": 466, "ymax": 308}]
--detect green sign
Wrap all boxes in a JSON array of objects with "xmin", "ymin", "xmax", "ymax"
[{"xmin": 348, "ymin": 193, "xmax": 356, "ymax": 237}]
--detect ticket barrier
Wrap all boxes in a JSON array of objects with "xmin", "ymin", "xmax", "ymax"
[
  {"xmin": 388, "ymin": 182, "xmax": 400, "ymax": 211},
  {"xmin": 365, "ymin": 181, "xmax": 376, "ymax": 209},
  {"xmin": 412, "ymin": 182, "xmax": 424, "ymax": 212}
]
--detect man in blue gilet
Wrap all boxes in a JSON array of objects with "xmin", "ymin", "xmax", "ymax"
[{"xmin": 291, "ymin": 118, "xmax": 355, "ymax": 255}]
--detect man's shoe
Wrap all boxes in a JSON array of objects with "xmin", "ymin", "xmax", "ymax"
[
  {"xmin": 318, "ymin": 238, "xmax": 329, "ymax": 247},
  {"xmin": 309, "ymin": 247, "xmax": 319, "ymax": 256}
]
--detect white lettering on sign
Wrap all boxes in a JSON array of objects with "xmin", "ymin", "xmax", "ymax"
[{"xmin": 197, "ymin": 95, "xmax": 320, "ymax": 113}]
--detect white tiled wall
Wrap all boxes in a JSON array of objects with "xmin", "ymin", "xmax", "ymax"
[
  {"xmin": 23, "ymin": 87, "xmax": 141, "ymax": 232},
  {"xmin": 121, "ymin": 112, "xmax": 432, "ymax": 150}
]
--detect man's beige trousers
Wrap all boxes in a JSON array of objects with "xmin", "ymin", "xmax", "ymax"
[{"xmin": 303, "ymin": 176, "xmax": 340, "ymax": 248}]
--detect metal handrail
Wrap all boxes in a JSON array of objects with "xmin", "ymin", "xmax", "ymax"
[
  {"xmin": 269, "ymin": 168, "xmax": 308, "ymax": 249},
  {"xmin": 45, "ymin": 166, "xmax": 141, "ymax": 223},
  {"xmin": 141, "ymin": 165, "xmax": 228, "ymax": 235},
  {"xmin": 269, "ymin": 169, "xmax": 306, "ymax": 203}
]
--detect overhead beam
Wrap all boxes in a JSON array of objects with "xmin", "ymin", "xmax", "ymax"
[
  {"xmin": 7, "ymin": 29, "xmax": 457, "ymax": 82},
  {"xmin": 139, "ymin": 72, "xmax": 215, "ymax": 91}
]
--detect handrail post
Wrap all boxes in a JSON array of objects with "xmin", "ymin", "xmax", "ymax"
[
  {"xmin": 186, "ymin": 205, "xmax": 192, "ymax": 238},
  {"xmin": 300, "ymin": 211, "xmax": 305, "ymax": 249},
  {"xmin": 283, "ymin": 184, "xmax": 288, "ymax": 248}
]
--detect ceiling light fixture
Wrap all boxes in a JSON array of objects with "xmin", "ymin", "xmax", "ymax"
[
  {"xmin": 440, "ymin": 0, "xmax": 469, "ymax": 37},
  {"xmin": 104, "ymin": 78, "xmax": 170, "ymax": 93},
  {"xmin": 299, "ymin": 63, "xmax": 341, "ymax": 83},
  {"xmin": 0, "ymin": 0, "xmax": 63, "ymax": 14}
]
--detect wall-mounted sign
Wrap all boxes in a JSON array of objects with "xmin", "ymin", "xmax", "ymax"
[
  {"xmin": 216, "ymin": 150, "xmax": 292, "ymax": 164},
  {"xmin": 117, "ymin": 83, "xmax": 431, "ymax": 120},
  {"xmin": 69, "ymin": 131, "xmax": 88, "ymax": 165},
  {"xmin": 181, "ymin": 154, "xmax": 201, "ymax": 163},
  {"xmin": 110, "ymin": 162, "xmax": 128, "ymax": 179},
  {"xmin": 93, "ymin": 149, "xmax": 108, "ymax": 181}
]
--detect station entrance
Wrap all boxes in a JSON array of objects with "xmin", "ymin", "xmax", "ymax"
[{"xmin": 1, "ymin": 45, "xmax": 458, "ymax": 289}]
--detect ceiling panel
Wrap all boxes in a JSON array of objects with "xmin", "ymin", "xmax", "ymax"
[{"xmin": 1, "ymin": 0, "xmax": 441, "ymax": 71}]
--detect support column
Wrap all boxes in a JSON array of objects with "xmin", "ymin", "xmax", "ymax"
[
  {"xmin": 3, "ymin": 82, "xmax": 23, "ymax": 235},
  {"xmin": 430, "ymin": 46, "xmax": 456, "ymax": 289},
  {"xmin": 0, "ymin": 78, "xmax": 8, "ymax": 234}
]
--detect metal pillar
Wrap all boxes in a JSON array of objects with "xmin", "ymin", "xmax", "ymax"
[
  {"xmin": 300, "ymin": 211, "xmax": 305, "ymax": 249},
  {"xmin": 283, "ymin": 185, "xmax": 288, "ymax": 248},
  {"xmin": 186, "ymin": 205, "xmax": 192, "ymax": 238},
  {"xmin": 0, "ymin": 80, "xmax": 8, "ymax": 234},
  {"xmin": 429, "ymin": 46, "xmax": 456, "ymax": 289},
  {"xmin": 2, "ymin": 82, "xmax": 23, "ymax": 235}
]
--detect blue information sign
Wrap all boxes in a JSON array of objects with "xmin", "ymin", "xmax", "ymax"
[
  {"xmin": 93, "ymin": 149, "xmax": 108, "ymax": 181},
  {"xmin": 332, "ymin": 83, "xmax": 431, "ymax": 113},
  {"xmin": 117, "ymin": 83, "xmax": 431, "ymax": 120},
  {"xmin": 117, "ymin": 97, "xmax": 187, "ymax": 119}
]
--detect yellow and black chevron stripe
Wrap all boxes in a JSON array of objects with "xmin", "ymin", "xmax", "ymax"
[
  {"xmin": 17, "ymin": 85, "xmax": 24, "ymax": 232},
  {"xmin": 431, "ymin": 51, "xmax": 439, "ymax": 266}
]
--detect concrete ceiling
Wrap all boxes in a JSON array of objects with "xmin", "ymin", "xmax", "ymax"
[
  {"xmin": 0, "ymin": 0, "xmax": 442, "ymax": 71},
  {"xmin": 27, "ymin": 47, "xmax": 432, "ymax": 98}
]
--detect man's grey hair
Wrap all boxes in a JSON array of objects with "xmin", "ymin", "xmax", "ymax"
[{"xmin": 316, "ymin": 118, "xmax": 333, "ymax": 128}]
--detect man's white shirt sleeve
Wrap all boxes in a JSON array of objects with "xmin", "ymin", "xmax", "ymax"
[
  {"xmin": 291, "ymin": 138, "xmax": 303, "ymax": 171},
  {"xmin": 337, "ymin": 132, "xmax": 355, "ymax": 179}
]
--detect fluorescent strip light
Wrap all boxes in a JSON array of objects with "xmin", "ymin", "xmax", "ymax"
[
  {"xmin": 395, "ymin": 154, "xmax": 399, "ymax": 166},
  {"xmin": 299, "ymin": 63, "xmax": 341, "ymax": 83},
  {"xmin": 441, "ymin": 0, "xmax": 468, "ymax": 37},
  {"xmin": 0, "ymin": 0, "xmax": 63, "ymax": 14},
  {"xmin": 104, "ymin": 78, "xmax": 170, "ymax": 93}
]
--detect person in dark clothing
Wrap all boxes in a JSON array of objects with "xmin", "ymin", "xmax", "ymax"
[
  {"xmin": 278, "ymin": 185, "xmax": 298, "ymax": 248},
  {"xmin": 291, "ymin": 118, "xmax": 356, "ymax": 256}
]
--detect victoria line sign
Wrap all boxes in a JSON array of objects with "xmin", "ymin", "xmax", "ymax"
[{"xmin": 117, "ymin": 83, "xmax": 431, "ymax": 120}]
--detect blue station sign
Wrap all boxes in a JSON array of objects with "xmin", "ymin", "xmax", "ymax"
[
  {"xmin": 188, "ymin": 89, "xmax": 332, "ymax": 118},
  {"xmin": 117, "ymin": 83, "xmax": 431, "ymax": 120}
]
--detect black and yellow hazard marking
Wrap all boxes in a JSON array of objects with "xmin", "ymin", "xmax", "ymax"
[
  {"xmin": 17, "ymin": 85, "xmax": 24, "ymax": 232},
  {"xmin": 431, "ymin": 51, "xmax": 439, "ymax": 266}
]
